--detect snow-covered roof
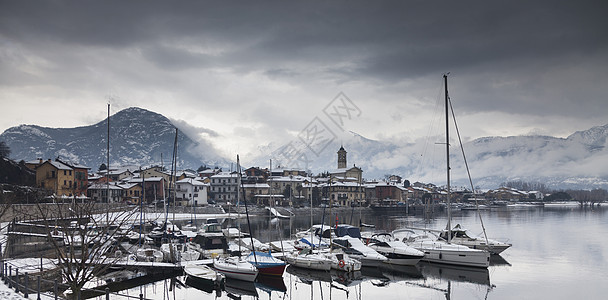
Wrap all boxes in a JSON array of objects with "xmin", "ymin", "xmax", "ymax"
[
  {"xmin": 242, "ymin": 183, "xmax": 270, "ymax": 188},
  {"xmin": 44, "ymin": 160, "xmax": 72, "ymax": 170},
  {"xmin": 88, "ymin": 183, "xmax": 123, "ymax": 190},
  {"xmin": 176, "ymin": 178, "xmax": 205, "ymax": 186},
  {"xmin": 210, "ymin": 172, "xmax": 239, "ymax": 178}
]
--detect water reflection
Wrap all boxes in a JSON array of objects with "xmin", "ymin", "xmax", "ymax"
[{"xmin": 113, "ymin": 206, "xmax": 608, "ymax": 299}]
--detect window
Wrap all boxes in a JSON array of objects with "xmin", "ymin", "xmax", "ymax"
[
  {"xmin": 64, "ymin": 170, "xmax": 66, "ymax": 176},
  {"xmin": 69, "ymin": 170, "xmax": 72, "ymax": 176},
  {"xmin": 64, "ymin": 180, "xmax": 67, "ymax": 186}
]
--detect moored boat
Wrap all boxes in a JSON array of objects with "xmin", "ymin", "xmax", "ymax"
[
  {"xmin": 439, "ymin": 224, "xmax": 511, "ymax": 254},
  {"xmin": 184, "ymin": 264, "xmax": 225, "ymax": 288},
  {"xmin": 282, "ymin": 248, "xmax": 332, "ymax": 271},
  {"xmin": 398, "ymin": 229, "xmax": 490, "ymax": 268},
  {"xmin": 246, "ymin": 251, "xmax": 287, "ymax": 276},
  {"xmin": 213, "ymin": 256, "xmax": 259, "ymax": 282},
  {"xmin": 367, "ymin": 239, "xmax": 425, "ymax": 266}
]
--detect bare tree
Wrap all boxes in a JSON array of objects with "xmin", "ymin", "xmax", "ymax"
[{"xmin": 35, "ymin": 201, "xmax": 138, "ymax": 298}]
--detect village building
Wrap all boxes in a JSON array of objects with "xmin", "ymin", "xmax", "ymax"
[
  {"xmin": 117, "ymin": 182, "xmax": 142, "ymax": 204},
  {"xmin": 199, "ymin": 167, "xmax": 221, "ymax": 178},
  {"xmin": 268, "ymin": 175, "xmax": 306, "ymax": 206},
  {"xmin": 329, "ymin": 146, "xmax": 363, "ymax": 183},
  {"xmin": 35, "ymin": 159, "xmax": 89, "ymax": 197},
  {"xmin": 242, "ymin": 182, "xmax": 271, "ymax": 205},
  {"xmin": 128, "ymin": 176, "xmax": 166, "ymax": 204},
  {"xmin": 87, "ymin": 182, "xmax": 123, "ymax": 202},
  {"xmin": 176, "ymin": 177, "xmax": 208, "ymax": 206},
  {"xmin": 209, "ymin": 172, "xmax": 239, "ymax": 203}
]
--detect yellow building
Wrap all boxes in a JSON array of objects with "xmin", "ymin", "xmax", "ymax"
[{"xmin": 36, "ymin": 159, "xmax": 75, "ymax": 197}]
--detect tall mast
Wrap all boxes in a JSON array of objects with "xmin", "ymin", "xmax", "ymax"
[
  {"xmin": 106, "ymin": 103, "xmax": 110, "ymax": 223},
  {"xmin": 238, "ymin": 155, "xmax": 257, "ymax": 264},
  {"xmin": 444, "ymin": 74, "xmax": 452, "ymax": 243}
]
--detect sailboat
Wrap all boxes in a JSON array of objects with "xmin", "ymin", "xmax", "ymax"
[
  {"xmin": 237, "ymin": 156, "xmax": 287, "ymax": 276},
  {"xmin": 401, "ymin": 74, "xmax": 490, "ymax": 268},
  {"xmin": 213, "ymin": 155, "xmax": 260, "ymax": 281},
  {"xmin": 282, "ymin": 172, "xmax": 333, "ymax": 271}
]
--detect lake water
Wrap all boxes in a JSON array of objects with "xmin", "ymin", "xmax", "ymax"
[{"xmin": 117, "ymin": 204, "xmax": 608, "ymax": 300}]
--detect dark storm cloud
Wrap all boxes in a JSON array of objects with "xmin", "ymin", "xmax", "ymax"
[{"xmin": 1, "ymin": 0, "xmax": 607, "ymax": 129}]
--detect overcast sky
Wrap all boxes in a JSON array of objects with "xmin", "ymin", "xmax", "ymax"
[{"xmin": 1, "ymin": 1, "xmax": 607, "ymax": 164}]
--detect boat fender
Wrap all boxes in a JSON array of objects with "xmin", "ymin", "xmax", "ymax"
[{"xmin": 338, "ymin": 260, "xmax": 345, "ymax": 268}]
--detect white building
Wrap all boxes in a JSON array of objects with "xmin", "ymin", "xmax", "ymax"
[
  {"xmin": 210, "ymin": 172, "xmax": 240, "ymax": 203},
  {"xmin": 176, "ymin": 177, "xmax": 208, "ymax": 206}
]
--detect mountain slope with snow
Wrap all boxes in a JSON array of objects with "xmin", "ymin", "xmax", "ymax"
[
  {"xmin": 1, "ymin": 107, "xmax": 606, "ymax": 189},
  {"xmin": 0, "ymin": 107, "xmax": 226, "ymax": 170}
]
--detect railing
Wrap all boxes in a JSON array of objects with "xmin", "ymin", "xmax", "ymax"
[{"xmin": 1, "ymin": 259, "xmax": 146, "ymax": 300}]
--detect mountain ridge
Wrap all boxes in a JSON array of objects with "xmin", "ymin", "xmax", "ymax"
[
  {"xmin": 1, "ymin": 107, "xmax": 607, "ymax": 190},
  {"xmin": 0, "ymin": 107, "xmax": 227, "ymax": 170}
]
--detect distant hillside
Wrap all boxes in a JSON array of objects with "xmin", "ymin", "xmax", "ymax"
[
  {"xmin": 0, "ymin": 107, "xmax": 227, "ymax": 170},
  {"xmin": 2, "ymin": 107, "xmax": 607, "ymax": 190},
  {"xmin": 253, "ymin": 125, "xmax": 608, "ymax": 190}
]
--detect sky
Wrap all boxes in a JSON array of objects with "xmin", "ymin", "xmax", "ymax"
[{"xmin": 1, "ymin": 0, "xmax": 607, "ymax": 165}]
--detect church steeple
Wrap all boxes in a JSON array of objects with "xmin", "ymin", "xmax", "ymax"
[{"xmin": 337, "ymin": 145, "xmax": 347, "ymax": 169}]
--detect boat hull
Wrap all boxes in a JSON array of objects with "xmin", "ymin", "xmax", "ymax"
[
  {"xmin": 213, "ymin": 258, "xmax": 259, "ymax": 282},
  {"xmin": 255, "ymin": 264, "xmax": 287, "ymax": 276},
  {"xmin": 419, "ymin": 248, "xmax": 490, "ymax": 268},
  {"xmin": 283, "ymin": 253, "xmax": 332, "ymax": 271}
]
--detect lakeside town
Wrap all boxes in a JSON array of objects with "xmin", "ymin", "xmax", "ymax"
[
  {"xmin": 12, "ymin": 145, "xmax": 591, "ymax": 211},
  {"xmin": 0, "ymin": 142, "xmax": 605, "ymax": 299}
]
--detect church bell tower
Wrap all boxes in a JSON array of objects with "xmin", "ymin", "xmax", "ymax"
[{"xmin": 337, "ymin": 146, "xmax": 347, "ymax": 169}]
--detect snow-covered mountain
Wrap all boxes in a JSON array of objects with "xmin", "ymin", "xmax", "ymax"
[
  {"xmin": 1, "ymin": 106, "xmax": 606, "ymax": 190},
  {"xmin": 253, "ymin": 125, "xmax": 608, "ymax": 190},
  {"xmin": 0, "ymin": 107, "xmax": 227, "ymax": 170}
]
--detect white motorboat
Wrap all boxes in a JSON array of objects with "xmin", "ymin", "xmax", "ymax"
[
  {"xmin": 237, "ymin": 237, "xmax": 270, "ymax": 252},
  {"xmin": 439, "ymin": 224, "xmax": 511, "ymax": 254},
  {"xmin": 269, "ymin": 239, "xmax": 296, "ymax": 253},
  {"xmin": 398, "ymin": 229, "xmax": 490, "ymax": 268},
  {"xmin": 293, "ymin": 235, "xmax": 329, "ymax": 250},
  {"xmin": 135, "ymin": 247, "xmax": 163, "ymax": 262},
  {"xmin": 282, "ymin": 248, "xmax": 332, "ymax": 271},
  {"xmin": 294, "ymin": 224, "xmax": 333, "ymax": 239},
  {"xmin": 160, "ymin": 243, "xmax": 201, "ymax": 262},
  {"xmin": 368, "ymin": 239, "xmax": 425, "ymax": 266},
  {"xmin": 189, "ymin": 229, "xmax": 228, "ymax": 259},
  {"xmin": 331, "ymin": 236, "xmax": 388, "ymax": 267},
  {"xmin": 184, "ymin": 264, "xmax": 225, "ymax": 288},
  {"xmin": 213, "ymin": 256, "xmax": 259, "ymax": 282},
  {"xmin": 323, "ymin": 249, "xmax": 362, "ymax": 272}
]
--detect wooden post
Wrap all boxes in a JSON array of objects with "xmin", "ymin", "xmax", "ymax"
[
  {"xmin": 37, "ymin": 275, "xmax": 41, "ymax": 300},
  {"xmin": 24, "ymin": 272, "xmax": 29, "ymax": 298},
  {"xmin": 140, "ymin": 293, "xmax": 143, "ymax": 300},
  {"xmin": 54, "ymin": 279, "xmax": 58, "ymax": 300},
  {"xmin": 7, "ymin": 266, "xmax": 11, "ymax": 288},
  {"xmin": 15, "ymin": 268, "xmax": 19, "ymax": 293},
  {"xmin": 105, "ymin": 288, "xmax": 110, "ymax": 300}
]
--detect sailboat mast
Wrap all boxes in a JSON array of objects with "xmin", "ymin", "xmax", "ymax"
[
  {"xmin": 238, "ymin": 155, "xmax": 257, "ymax": 264},
  {"xmin": 106, "ymin": 103, "xmax": 110, "ymax": 223},
  {"xmin": 444, "ymin": 74, "xmax": 452, "ymax": 243}
]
